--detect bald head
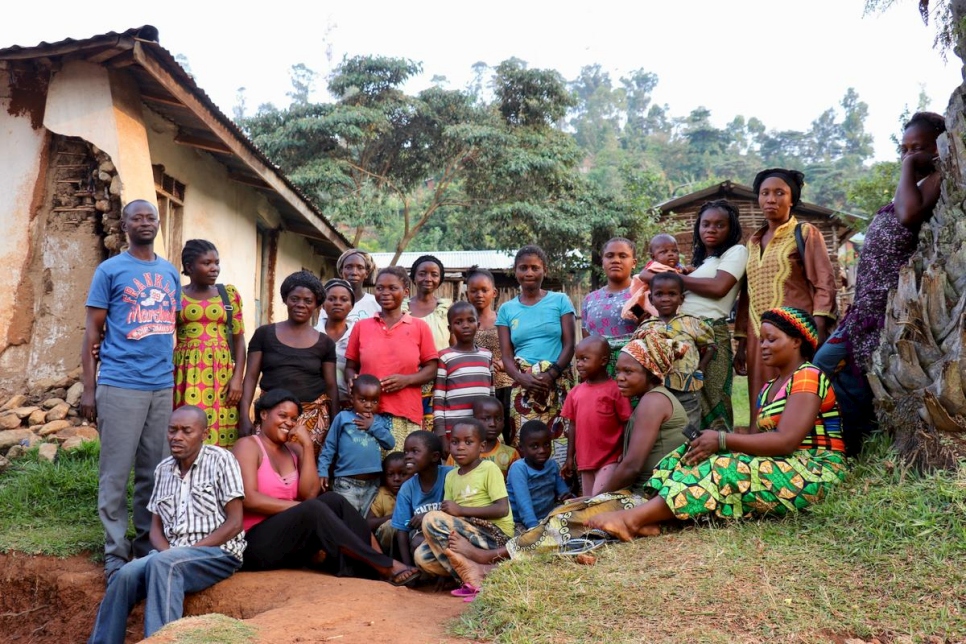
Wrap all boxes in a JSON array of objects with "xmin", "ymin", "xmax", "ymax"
[{"xmin": 577, "ymin": 334, "xmax": 610, "ymax": 359}]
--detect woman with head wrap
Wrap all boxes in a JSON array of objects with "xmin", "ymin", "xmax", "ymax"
[
  {"xmin": 582, "ymin": 307, "xmax": 846, "ymax": 541},
  {"xmin": 734, "ymin": 169, "xmax": 837, "ymax": 419},
  {"xmin": 402, "ymin": 255, "xmax": 453, "ymax": 429},
  {"xmin": 436, "ymin": 329, "xmax": 694, "ymax": 587},
  {"xmin": 316, "ymin": 249, "xmax": 381, "ymax": 329}
]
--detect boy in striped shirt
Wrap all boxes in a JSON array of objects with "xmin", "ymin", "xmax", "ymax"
[{"xmin": 433, "ymin": 302, "xmax": 494, "ymax": 447}]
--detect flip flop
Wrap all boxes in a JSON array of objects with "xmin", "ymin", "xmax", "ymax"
[
  {"xmin": 450, "ymin": 583, "xmax": 480, "ymax": 597},
  {"xmin": 558, "ymin": 529, "xmax": 615, "ymax": 556},
  {"xmin": 463, "ymin": 593, "xmax": 479, "ymax": 603},
  {"xmin": 388, "ymin": 566, "xmax": 420, "ymax": 587}
]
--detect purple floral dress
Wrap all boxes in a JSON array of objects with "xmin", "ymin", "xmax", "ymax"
[
  {"xmin": 581, "ymin": 287, "xmax": 638, "ymax": 340},
  {"xmin": 838, "ymin": 202, "xmax": 919, "ymax": 366}
]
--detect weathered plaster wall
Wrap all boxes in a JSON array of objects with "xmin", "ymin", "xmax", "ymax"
[
  {"xmin": 0, "ymin": 89, "xmax": 47, "ymax": 374},
  {"xmin": 44, "ymin": 61, "xmax": 157, "ymax": 215}
]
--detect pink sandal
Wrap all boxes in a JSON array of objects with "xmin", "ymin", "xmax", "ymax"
[{"xmin": 451, "ymin": 583, "xmax": 479, "ymax": 598}]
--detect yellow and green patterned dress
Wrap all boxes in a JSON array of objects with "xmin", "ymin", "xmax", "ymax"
[
  {"xmin": 174, "ymin": 285, "xmax": 244, "ymax": 446},
  {"xmin": 647, "ymin": 363, "xmax": 847, "ymax": 519}
]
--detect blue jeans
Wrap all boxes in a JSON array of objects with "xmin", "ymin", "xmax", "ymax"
[
  {"xmin": 332, "ymin": 476, "xmax": 379, "ymax": 516},
  {"xmin": 813, "ymin": 327, "xmax": 875, "ymax": 456},
  {"xmin": 88, "ymin": 546, "xmax": 241, "ymax": 644}
]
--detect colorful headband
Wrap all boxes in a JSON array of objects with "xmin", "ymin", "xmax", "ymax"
[
  {"xmin": 760, "ymin": 307, "xmax": 818, "ymax": 351},
  {"xmin": 336, "ymin": 249, "xmax": 376, "ymax": 279}
]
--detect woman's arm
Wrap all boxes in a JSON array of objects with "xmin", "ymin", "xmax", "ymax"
[
  {"xmin": 232, "ymin": 437, "xmax": 300, "ymax": 515},
  {"xmin": 238, "ymin": 350, "xmax": 262, "ymax": 437},
  {"xmin": 681, "ymin": 270, "xmax": 738, "ymax": 299},
  {"xmin": 344, "ymin": 358, "xmax": 359, "ymax": 396},
  {"xmin": 323, "ymin": 361, "xmax": 339, "ymax": 419},
  {"xmin": 290, "ymin": 422, "xmax": 321, "ymax": 500},
  {"xmin": 498, "ymin": 326, "xmax": 547, "ymax": 393},
  {"xmin": 895, "ymin": 153, "xmax": 942, "ymax": 228},
  {"xmin": 598, "ymin": 392, "xmax": 673, "ymax": 493},
  {"xmin": 536, "ymin": 311, "xmax": 576, "ymax": 387},
  {"xmin": 801, "ymin": 225, "xmax": 837, "ymax": 344},
  {"xmin": 380, "ymin": 359, "xmax": 438, "ymax": 393},
  {"xmin": 227, "ymin": 328, "xmax": 247, "ymax": 407}
]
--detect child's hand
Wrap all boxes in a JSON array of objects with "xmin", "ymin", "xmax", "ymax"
[
  {"xmin": 320, "ymin": 477, "xmax": 329, "ymax": 493},
  {"xmin": 440, "ymin": 500, "xmax": 463, "ymax": 517},
  {"xmin": 353, "ymin": 413, "xmax": 374, "ymax": 431},
  {"xmin": 409, "ymin": 514, "xmax": 425, "ymax": 530},
  {"xmin": 561, "ymin": 458, "xmax": 574, "ymax": 479}
]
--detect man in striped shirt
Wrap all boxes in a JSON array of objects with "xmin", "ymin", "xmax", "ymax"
[
  {"xmin": 89, "ymin": 406, "xmax": 245, "ymax": 644},
  {"xmin": 432, "ymin": 302, "xmax": 495, "ymax": 443}
]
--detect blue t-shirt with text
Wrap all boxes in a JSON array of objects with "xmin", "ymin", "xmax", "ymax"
[
  {"xmin": 390, "ymin": 465, "xmax": 453, "ymax": 531},
  {"xmin": 85, "ymin": 251, "xmax": 181, "ymax": 390}
]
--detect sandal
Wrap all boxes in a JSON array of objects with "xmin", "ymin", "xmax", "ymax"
[
  {"xmin": 450, "ymin": 583, "xmax": 480, "ymax": 598},
  {"xmin": 388, "ymin": 566, "xmax": 420, "ymax": 587},
  {"xmin": 558, "ymin": 529, "xmax": 615, "ymax": 556}
]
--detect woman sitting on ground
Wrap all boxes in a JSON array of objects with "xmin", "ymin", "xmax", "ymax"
[
  {"xmin": 232, "ymin": 389, "xmax": 419, "ymax": 585},
  {"xmin": 443, "ymin": 309, "xmax": 846, "ymax": 584}
]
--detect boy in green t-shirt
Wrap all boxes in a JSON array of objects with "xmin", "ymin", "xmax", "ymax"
[{"xmin": 414, "ymin": 418, "xmax": 513, "ymax": 596}]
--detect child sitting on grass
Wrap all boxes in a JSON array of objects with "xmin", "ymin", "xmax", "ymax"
[
  {"xmin": 562, "ymin": 335, "xmax": 633, "ymax": 496},
  {"xmin": 368, "ymin": 452, "xmax": 410, "ymax": 554},
  {"xmin": 622, "ymin": 233, "xmax": 685, "ymax": 321},
  {"xmin": 636, "ymin": 272, "xmax": 716, "ymax": 431},
  {"xmin": 507, "ymin": 420, "xmax": 572, "ymax": 531},
  {"xmin": 433, "ymin": 301, "xmax": 494, "ymax": 443},
  {"xmin": 391, "ymin": 431, "xmax": 453, "ymax": 566},
  {"xmin": 317, "ymin": 374, "xmax": 396, "ymax": 515},
  {"xmin": 415, "ymin": 418, "xmax": 514, "ymax": 594},
  {"xmin": 446, "ymin": 397, "xmax": 519, "ymax": 477}
]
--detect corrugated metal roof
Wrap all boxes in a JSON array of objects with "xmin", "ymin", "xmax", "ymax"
[{"xmin": 370, "ymin": 250, "xmax": 517, "ymax": 271}]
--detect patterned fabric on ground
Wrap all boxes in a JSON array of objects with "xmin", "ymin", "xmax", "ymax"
[
  {"xmin": 698, "ymin": 318, "xmax": 734, "ymax": 431},
  {"xmin": 174, "ymin": 285, "xmax": 244, "ymax": 446},
  {"xmin": 505, "ymin": 492, "xmax": 644, "ymax": 559}
]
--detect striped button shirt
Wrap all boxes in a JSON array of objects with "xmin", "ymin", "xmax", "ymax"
[
  {"xmin": 433, "ymin": 346, "xmax": 494, "ymax": 434},
  {"xmin": 147, "ymin": 444, "xmax": 246, "ymax": 561}
]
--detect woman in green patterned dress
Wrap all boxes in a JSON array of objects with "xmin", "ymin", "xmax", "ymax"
[{"xmin": 586, "ymin": 306, "xmax": 847, "ymax": 540}]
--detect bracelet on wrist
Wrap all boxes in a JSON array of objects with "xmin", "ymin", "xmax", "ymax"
[{"xmin": 718, "ymin": 431, "xmax": 727, "ymax": 452}]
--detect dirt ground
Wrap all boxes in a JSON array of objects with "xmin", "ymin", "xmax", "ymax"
[{"xmin": 0, "ymin": 552, "xmax": 470, "ymax": 644}]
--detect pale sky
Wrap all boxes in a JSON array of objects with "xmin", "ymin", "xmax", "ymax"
[{"xmin": 3, "ymin": 0, "xmax": 961, "ymax": 162}]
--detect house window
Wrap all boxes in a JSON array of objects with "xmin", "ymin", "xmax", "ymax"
[{"xmin": 153, "ymin": 166, "xmax": 186, "ymax": 264}]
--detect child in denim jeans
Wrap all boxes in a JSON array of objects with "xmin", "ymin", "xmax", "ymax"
[{"xmin": 318, "ymin": 374, "xmax": 395, "ymax": 514}]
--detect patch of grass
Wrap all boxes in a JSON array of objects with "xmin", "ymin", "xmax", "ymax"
[
  {"xmin": 153, "ymin": 614, "xmax": 257, "ymax": 643},
  {"xmin": 454, "ymin": 437, "xmax": 966, "ymax": 643},
  {"xmin": 732, "ymin": 374, "xmax": 749, "ymax": 427},
  {"xmin": 0, "ymin": 441, "xmax": 125, "ymax": 558}
]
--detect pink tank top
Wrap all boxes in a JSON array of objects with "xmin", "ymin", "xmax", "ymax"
[{"xmin": 242, "ymin": 435, "xmax": 299, "ymax": 532}]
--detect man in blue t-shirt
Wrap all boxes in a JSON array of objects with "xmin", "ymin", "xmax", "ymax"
[{"xmin": 80, "ymin": 199, "xmax": 182, "ymax": 581}]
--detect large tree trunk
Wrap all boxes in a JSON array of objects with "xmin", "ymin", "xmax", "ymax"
[{"xmin": 867, "ymin": 2, "xmax": 966, "ymax": 470}]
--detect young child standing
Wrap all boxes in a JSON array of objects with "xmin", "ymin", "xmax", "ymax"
[
  {"xmin": 467, "ymin": 267, "xmax": 515, "ymax": 440},
  {"xmin": 507, "ymin": 420, "xmax": 572, "ymax": 530},
  {"xmin": 368, "ymin": 452, "xmax": 410, "ymax": 553},
  {"xmin": 636, "ymin": 272, "xmax": 716, "ymax": 431},
  {"xmin": 317, "ymin": 374, "xmax": 396, "ymax": 515},
  {"xmin": 622, "ymin": 233, "xmax": 685, "ymax": 321},
  {"xmin": 562, "ymin": 336, "xmax": 633, "ymax": 496},
  {"xmin": 415, "ymin": 419, "xmax": 513, "ymax": 592},
  {"xmin": 391, "ymin": 431, "xmax": 453, "ymax": 566},
  {"xmin": 445, "ymin": 397, "xmax": 519, "ymax": 477},
  {"xmin": 433, "ymin": 301, "xmax": 494, "ymax": 442}
]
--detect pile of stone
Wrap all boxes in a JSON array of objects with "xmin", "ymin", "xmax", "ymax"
[{"xmin": 0, "ymin": 368, "xmax": 99, "ymax": 472}]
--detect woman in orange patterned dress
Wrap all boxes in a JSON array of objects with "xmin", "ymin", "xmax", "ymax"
[
  {"xmin": 173, "ymin": 240, "xmax": 246, "ymax": 446},
  {"xmin": 733, "ymin": 169, "xmax": 837, "ymax": 418}
]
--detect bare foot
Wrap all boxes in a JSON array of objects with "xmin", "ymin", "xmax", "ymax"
[
  {"xmin": 448, "ymin": 532, "xmax": 502, "ymax": 565},
  {"xmin": 586, "ymin": 510, "xmax": 657, "ymax": 542},
  {"xmin": 444, "ymin": 547, "xmax": 488, "ymax": 589}
]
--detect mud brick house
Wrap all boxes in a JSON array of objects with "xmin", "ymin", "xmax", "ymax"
[
  {"xmin": 656, "ymin": 180, "xmax": 861, "ymax": 313},
  {"xmin": 0, "ymin": 26, "xmax": 348, "ymax": 394}
]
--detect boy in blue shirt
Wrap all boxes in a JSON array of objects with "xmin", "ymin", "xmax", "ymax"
[
  {"xmin": 391, "ymin": 431, "xmax": 452, "ymax": 566},
  {"xmin": 507, "ymin": 420, "xmax": 572, "ymax": 530},
  {"xmin": 318, "ymin": 374, "xmax": 395, "ymax": 514}
]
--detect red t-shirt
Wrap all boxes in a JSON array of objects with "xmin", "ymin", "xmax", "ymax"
[
  {"xmin": 345, "ymin": 313, "xmax": 439, "ymax": 424},
  {"xmin": 561, "ymin": 379, "xmax": 632, "ymax": 470}
]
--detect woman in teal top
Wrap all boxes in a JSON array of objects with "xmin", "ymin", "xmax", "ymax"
[{"xmin": 497, "ymin": 245, "xmax": 576, "ymax": 449}]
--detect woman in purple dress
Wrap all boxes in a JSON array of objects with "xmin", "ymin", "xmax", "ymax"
[
  {"xmin": 813, "ymin": 111, "xmax": 945, "ymax": 455},
  {"xmin": 581, "ymin": 237, "xmax": 640, "ymax": 373}
]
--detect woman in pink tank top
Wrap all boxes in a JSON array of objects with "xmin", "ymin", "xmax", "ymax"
[{"xmin": 232, "ymin": 390, "xmax": 419, "ymax": 585}]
